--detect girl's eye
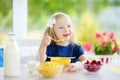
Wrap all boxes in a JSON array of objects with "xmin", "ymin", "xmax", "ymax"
[
  {"xmin": 59, "ymin": 27, "xmax": 63, "ymax": 29},
  {"xmin": 68, "ymin": 25, "xmax": 71, "ymax": 28}
]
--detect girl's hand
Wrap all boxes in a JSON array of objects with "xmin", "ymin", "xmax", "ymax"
[
  {"xmin": 67, "ymin": 62, "xmax": 83, "ymax": 72},
  {"xmin": 41, "ymin": 33, "xmax": 51, "ymax": 47}
]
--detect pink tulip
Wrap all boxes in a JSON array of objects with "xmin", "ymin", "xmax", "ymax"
[
  {"xmin": 102, "ymin": 32, "xmax": 106, "ymax": 36},
  {"xmin": 113, "ymin": 46, "xmax": 119, "ymax": 52},
  {"xmin": 109, "ymin": 32, "xmax": 114, "ymax": 40},
  {"xmin": 101, "ymin": 40, "xmax": 107, "ymax": 47},
  {"xmin": 111, "ymin": 38, "xmax": 116, "ymax": 42},
  {"xmin": 83, "ymin": 42, "xmax": 93, "ymax": 52},
  {"xmin": 95, "ymin": 32, "xmax": 102, "ymax": 39}
]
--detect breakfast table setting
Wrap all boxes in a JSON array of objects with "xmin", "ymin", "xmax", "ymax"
[
  {"xmin": 0, "ymin": 61, "xmax": 120, "ymax": 80},
  {"xmin": 0, "ymin": 66, "xmax": 120, "ymax": 80},
  {"xmin": 1, "ymin": 44, "xmax": 120, "ymax": 80}
]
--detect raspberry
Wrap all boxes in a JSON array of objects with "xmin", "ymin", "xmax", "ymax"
[
  {"xmin": 85, "ymin": 60, "xmax": 90, "ymax": 64},
  {"xmin": 97, "ymin": 61, "xmax": 102, "ymax": 65},
  {"xmin": 91, "ymin": 60, "xmax": 97, "ymax": 65}
]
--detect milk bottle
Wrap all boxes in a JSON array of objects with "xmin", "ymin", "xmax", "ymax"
[{"xmin": 4, "ymin": 32, "xmax": 20, "ymax": 77}]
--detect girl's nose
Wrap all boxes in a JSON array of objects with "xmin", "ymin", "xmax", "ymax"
[{"xmin": 64, "ymin": 26, "xmax": 69, "ymax": 32}]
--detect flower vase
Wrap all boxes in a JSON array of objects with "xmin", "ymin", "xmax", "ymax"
[{"xmin": 96, "ymin": 55, "xmax": 114, "ymax": 65}]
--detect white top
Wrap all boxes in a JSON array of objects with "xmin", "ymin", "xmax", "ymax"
[{"xmin": 1, "ymin": 66, "xmax": 120, "ymax": 80}]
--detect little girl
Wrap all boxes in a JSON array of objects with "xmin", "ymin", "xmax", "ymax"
[{"xmin": 38, "ymin": 12, "xmax": 87, "ymax": 72}]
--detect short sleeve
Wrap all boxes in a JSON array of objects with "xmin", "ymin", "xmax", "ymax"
[{"xmin": 73, "ymin": 43, "xmax": 84, "ymax": 59}]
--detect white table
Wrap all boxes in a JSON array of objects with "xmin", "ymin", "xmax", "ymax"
[{"xmin": 0, "ymin": 66, "xmax": 120, "ymax": 80}]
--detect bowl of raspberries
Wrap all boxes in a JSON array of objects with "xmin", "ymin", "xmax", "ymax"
[{"xmin": 84, "ymin": 60, "xmax": 102, "ymax": 74}]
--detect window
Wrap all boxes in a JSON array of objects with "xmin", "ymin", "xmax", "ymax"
[{"xmin": 0, "ymin": 0, "xmax": 12, "ymax": 45}]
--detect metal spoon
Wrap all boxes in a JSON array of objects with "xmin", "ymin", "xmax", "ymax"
[{"xmin": 51, "ymin": 38, "xmax": 64, "ymax": 43}]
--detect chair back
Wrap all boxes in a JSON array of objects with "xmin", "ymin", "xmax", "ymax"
[{"xmin": 17, "ymin": 39, "xmax": 40, "ymax": 64}]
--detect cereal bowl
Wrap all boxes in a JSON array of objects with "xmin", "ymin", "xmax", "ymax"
[
  {"xmin": 50, "ymin": 57, "xmax": 71, "ymax": 67},
  {"xmin": 37, "ymin": 61, "xmax": 63, "ymax": 77}
]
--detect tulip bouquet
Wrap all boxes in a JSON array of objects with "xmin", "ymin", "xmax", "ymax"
[{"xmin": 94, "ymin": 32, "xmax": 119, "ymax": 55}]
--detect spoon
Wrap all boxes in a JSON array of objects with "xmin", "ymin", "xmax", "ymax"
[{"xmin": 51, "ymin": 38, "xmax": 64, "ymax": 43}]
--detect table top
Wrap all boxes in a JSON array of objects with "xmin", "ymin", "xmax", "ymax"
[{"xmin": 0, "ymin": 66, "xmax": 120, "ymax": 80}]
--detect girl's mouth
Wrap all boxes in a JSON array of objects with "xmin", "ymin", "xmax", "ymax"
[{"xmin": 63, "ymin": 33, "xmax": 71, "ymax": 37}]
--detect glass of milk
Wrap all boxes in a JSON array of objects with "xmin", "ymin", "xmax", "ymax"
[{"xmin": 27, "ymin": 61, "xmax": 40, "ymax": 73}]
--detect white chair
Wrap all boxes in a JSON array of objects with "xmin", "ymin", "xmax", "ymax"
[{"xmin": 17, "ymin": 39, "xmax": 40, "ymax": 64}]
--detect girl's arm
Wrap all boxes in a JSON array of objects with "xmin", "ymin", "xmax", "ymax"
[
  {"xmin": 78, "ymin": 54, "xmax": 88, "ymax": 64},
  {"xmin": 37, "ymin": 33, "xmax": 51, "ymax": 63},
  {"xmin": 38, "ymin": 44, "xmax": 47, "ymax": 62},
  {"xmin": 67, "ymin": 54, "xmax": 87, "ymax": 72}
]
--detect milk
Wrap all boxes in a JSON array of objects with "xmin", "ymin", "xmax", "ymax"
[
  {"xmin": 27, "ymin": 61, "xmax": 40, "ymax": 73},
  {"xmin": 4, "ymin": 32, "xmax": 20, "ymax": 77}
]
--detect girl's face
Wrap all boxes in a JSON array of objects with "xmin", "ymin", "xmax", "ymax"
[{"xmin": 53, "ymin": 16, "xmax": 73, "ymax": 42}]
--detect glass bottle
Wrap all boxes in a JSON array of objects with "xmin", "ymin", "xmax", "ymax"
[{"xmin": 4, "ymin": 32, "xmax": 20, "ymax": 77}]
